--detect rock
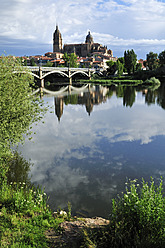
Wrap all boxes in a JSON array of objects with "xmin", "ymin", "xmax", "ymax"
[{"xmin": 45, "ymin": 216, "xmax": 109, "ymax": 247}]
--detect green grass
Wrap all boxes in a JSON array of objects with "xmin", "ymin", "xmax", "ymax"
[
  {"xmin": 1, "ymin": 169, "xmax": 165, "ymax": 247},
  {"xmin": 80, "ymin": 78, "xmax": 144, "ymax": 86},
  {"xmin": 0, "ymin": 180, "xmax": 66, "ymax": 247}
]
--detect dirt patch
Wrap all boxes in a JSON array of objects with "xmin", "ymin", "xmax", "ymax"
[{"xmin": 45, "ymin": 217, "xmax": 109, "ymax": 247}]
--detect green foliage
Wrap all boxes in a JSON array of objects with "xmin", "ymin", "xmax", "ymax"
[
  {"xmin": 24, "ymin": 59, "xmax": 27, "ymax": 66},
  {"xmin": 159, "ymin": 50, "xmax": 165, "ymax": 67},
  {"xmin": 106, "ymin": 178, "xmax": 165, "ymax": 247},
  {"xmin": 0, "ymin": 181, "xmax": 63, "ymax": 247},
  {"xmin": 146, "ymin": 51, "xmax": 158, "ymax": 70},
  {"xmin": 106, "ymin": 60, "xmax": 116, "ymax": 75},
  {"xmin": 144, "ymin": 77, "xmax": 161, "ymax": 85},
  {"xmin": 30, "ymin": 58, "xmax": 36, "ymax": 66},
  {"xmin": 0, "ymin": 55, "xmax": 46, "ymax": 160},
  {"xmin": 63, "ymin": 52, "xmax": 78, "ymax": 67},
  {"xmin": 116, "ymin": 60, "xmax": 123, "ymax": 76},
  {"xmin": 44, "ymin": 61, "xmax": 53, "ymax": 67},
  {"xmin": 136, "ymin": 62, "xmax": 142, "ymax": 71},
  {"xmin": 80, "ymin": 178, "xmax": 165, "ymax": 248},
  {"xmin": 124, "ymin": 49, "xmax": 137, "ymax": 74}
]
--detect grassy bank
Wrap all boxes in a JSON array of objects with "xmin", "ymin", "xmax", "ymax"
[
  {"xmin": 1, "ymin": 176, "xmax": 165, "ymax": 247},
  {"xmin": 81, "ymin": 76, "xmax": 161, "ymax": 87},
  {"xmin": 0, "ymin": 178, "xmax": 71, "ymax": 247}
]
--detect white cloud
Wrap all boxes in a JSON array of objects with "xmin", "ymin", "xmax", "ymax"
[{"xmin": 0, "ymin": 0, "xmax": 164, "ymax": 57}]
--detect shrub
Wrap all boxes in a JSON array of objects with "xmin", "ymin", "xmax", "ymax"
[
  {"xmin": 144, "ymin": 77, "xmax": 161, "ymax": 85},
  {"xmin": 81, "ymin": 178, "xmax": 165, "ymax": 248},
  {"xmin": 106, "ymin": 178, "xmax": 165, "ymax": 247}
]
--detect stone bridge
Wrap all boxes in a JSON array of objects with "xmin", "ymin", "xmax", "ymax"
[{"xmin": 14, "ymin": 66, "xmax": 103, "ymax": 87}]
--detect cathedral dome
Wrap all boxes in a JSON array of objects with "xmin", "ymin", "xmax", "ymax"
[{"xmin": 85, "ymin": 31, "xmax": 93, "ymax": 44}]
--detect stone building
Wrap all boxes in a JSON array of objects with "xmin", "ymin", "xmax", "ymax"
[
  {"xmin": 53, "ymin": 25, "xmax": 63, "ymax": 53},
  {"xmin": 53, "ymin": 25, "xmax": 113, "ymax": 57}
]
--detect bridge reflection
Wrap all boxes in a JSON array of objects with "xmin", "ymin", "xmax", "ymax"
[{"xmin": 54, "ymin": 85, "xmax": 109, "ymax": 121}]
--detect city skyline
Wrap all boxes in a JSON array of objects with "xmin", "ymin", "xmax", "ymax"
[{"xmin": 0, "ymin": 0, "xmax": 165, "ymax": 59}]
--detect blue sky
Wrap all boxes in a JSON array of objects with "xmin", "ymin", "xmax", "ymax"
[{"xmin": 0, "ymin": 0, "xmax": 165, "ymax": 59}]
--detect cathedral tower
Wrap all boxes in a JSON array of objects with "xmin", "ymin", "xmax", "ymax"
[{"xmin": 53, "ymin": 25, "xmax": 63, "ymax": 53}]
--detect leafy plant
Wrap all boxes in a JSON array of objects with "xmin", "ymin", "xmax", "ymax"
[
  {"xmin": 105, "ymin": 178, "xmax": 165, "ymax": 247},
  {"xmin": 79, "ymin": 178, "xmax": 165, "ymax": 248}
]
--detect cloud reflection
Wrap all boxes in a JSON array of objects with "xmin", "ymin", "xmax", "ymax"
[{"xmin": 19, "ymin": 88, "xmax": 165, "ymax": 216}]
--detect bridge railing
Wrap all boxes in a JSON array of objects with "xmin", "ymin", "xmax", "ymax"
[{"xmin": 25, "ymin": 66, "xmax": 101, "ymax": 72}]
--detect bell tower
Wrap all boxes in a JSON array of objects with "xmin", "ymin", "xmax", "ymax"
[{"xmin": 53, "ymin": 25, "xmax": 63, "ymax": 53}]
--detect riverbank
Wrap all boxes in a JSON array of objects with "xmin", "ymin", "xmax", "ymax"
[
  {"xmin": 80, "ymin": 76, "xmax": 161, "ymax": 87},
  {"xmin": 45, "ymin": 215, "xmax": 109, "ymax": 247},
  {"xmin": 1, "ymin": 178, "xmax": 165, "ymax": 247}
]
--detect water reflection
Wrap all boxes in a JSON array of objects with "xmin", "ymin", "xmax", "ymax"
[
  {"xmin": 7, "ymin": 151, "xmax": 32, "ymax": 188},
  {"xmin": 54, "ymin": 85, "xmax": 109, "ymax": 120},
  {"xmin": 19, "ymin": 83, "xmax": 165, "ymax": 217},
  {"xmin": 53, "ymin": 83, "xmax": 165, "ymax": 121}
]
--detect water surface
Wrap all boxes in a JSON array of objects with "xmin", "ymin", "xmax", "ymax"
[{"xmin": 19, "ymin": 84, "xmax": 165, "ymax": 217}]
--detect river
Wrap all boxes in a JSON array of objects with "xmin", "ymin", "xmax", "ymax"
[{"xmin": 18, "ymin": 83, "xmax": 165, "ymax": 218}]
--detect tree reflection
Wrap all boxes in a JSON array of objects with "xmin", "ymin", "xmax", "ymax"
[
  {"xmin": 123, "ymin": 86, "xmax": 136, "ymax": 107},
  {"xmin": 145, "ymin": 89, "xmax": 157, "ymax": 105},
  {"xmin": 157, "ymin": 83, "xmax": 165, "ymax": 110},
  {"xmin": 53, "ymin": 84, "xmax": 165, "ymax": 121},
  {"xmin": 7, "ymin": 151, "xmax": 32, "ymax": 187}
]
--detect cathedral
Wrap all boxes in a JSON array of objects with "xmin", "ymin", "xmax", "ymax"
[{"xmin": 53, "ymin": 25, "xmax": 113, "ymax": 57}]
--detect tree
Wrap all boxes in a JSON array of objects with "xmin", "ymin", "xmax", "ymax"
[
  {"xmin": 136, "ymin": 63, "xmax": 142, "ymax": 71},
  {"xmin": 106, "ymin": 60, "xmax": 117, "ymax": 75},
  {"xmin": 63, "ymin": 52, "xmax": 78, "ymax": 68},
  {"xmin": 124, "ymin": 49, "xmax": 137, "ymax": 75},
  {"xmin": 69, "ymin": 53, "xmax": 78, "ymax": 68},
  {"xmin": 146, "ymin": 52, "xmax": 158, "ymax": 70},
  {"xmin": 24, "ymin": 59, "xmax": 27, "ymax": 66},
  {"xmin": 116, "ymin": 60, "xmax": 123, "ymax": 76},
  {"xmin": 45, "ymin": 61, "xmax": 53, "ymax": 67},
  {"xmin": 118, "ymin": 57, "xmax": 125, "ymax": 66},
  {"xmin": 158, "ymin": 50, "xmax": 165, "ymax": 67},
  {"xmin": 30, "ymin": 58, "xmax": 36, "ymax": 66},
  {"xmin": 0, "ymin": 56, "xmax": 45, "ymax": 163}
]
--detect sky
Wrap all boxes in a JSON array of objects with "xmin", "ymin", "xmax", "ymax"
[{"xmin": 0, "ymin": 0, "xmax": 165, "ymax": 59}]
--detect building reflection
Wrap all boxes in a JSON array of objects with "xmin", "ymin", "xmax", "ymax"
[
  {"xmin": 54, "ymin": 83, "xmax": 165, "ymax": 121},
  {"xmin": 54, "ymin": 85, "xmax": 109, "ymax": 120},
  {"xmin": 54, "ymin": 97, "xmax": 64, "ymax": 121}
]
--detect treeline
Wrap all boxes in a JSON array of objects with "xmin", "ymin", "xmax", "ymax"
[{"xmin": 106, "ymin": 50, "xmax": 165, "ymax": 79}]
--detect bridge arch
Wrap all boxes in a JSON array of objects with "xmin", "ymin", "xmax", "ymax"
[
  {"xmin": 71, "ymin": 71, "xmax": 89, "ymax": 78},
  {"xmin": 92, "ymin": 71, "xmax": 103, "ymax": 76},
  {"xmin": 42, "ymin": 70, "xmax": 69, "ymax": 79},
  {"xmin": 13, "ymin": 70, "xmax": 40, "ymax": 79}
]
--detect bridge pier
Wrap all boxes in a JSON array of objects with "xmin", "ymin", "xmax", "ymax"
[
  {"xmin": 88, "ymin": 69, "xmax": 91, "ymax": 80},
  {"xmin": 39, "ymin": 67, "xmax": 44, "ymax": 87},
  {"xmin": 68, "ymin": 68, "xmax": 72, "ymax": 85}
]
